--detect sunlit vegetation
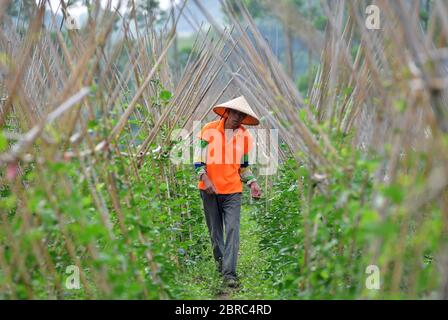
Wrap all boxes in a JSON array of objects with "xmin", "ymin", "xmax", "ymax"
[{"xmin": 1, "ymin": 0, "xmax": 447, "ymax": 299}]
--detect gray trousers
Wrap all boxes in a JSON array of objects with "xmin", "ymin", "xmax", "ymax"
[{"xmin": 200, "ymin": 190, "xmax": 242, "ymax": 279}]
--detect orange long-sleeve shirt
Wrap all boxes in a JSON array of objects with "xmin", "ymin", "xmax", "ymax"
[{"xmin": 194, "ymin": 119, "xmax": 255, "ymax": 194}]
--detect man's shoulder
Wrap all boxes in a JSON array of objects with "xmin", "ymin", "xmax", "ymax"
[
  {"xmin": 196, "ymin": 120, "xmax": 221, "ymax": 140},
  {"xmin": 201, "ymin": 120, "xmax": 221, "ymax": 131}
]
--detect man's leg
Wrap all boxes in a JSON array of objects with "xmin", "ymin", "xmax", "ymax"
[
  {"xmin": 220, "ymin": 192, "xmax": 242, "ymax": 280},
  {"xmin": 200, "ymin": 190, "xmax": 224, "ymax": 269}
]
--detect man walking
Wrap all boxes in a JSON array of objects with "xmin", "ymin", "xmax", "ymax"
[{"xmin": 194, "ymin": 96, "xmax": 262, "ymax": 288}]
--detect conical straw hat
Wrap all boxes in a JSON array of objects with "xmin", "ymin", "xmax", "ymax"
[{"xmin": 212, "ymin": 96, "xmax": 260, "ymax": 126}]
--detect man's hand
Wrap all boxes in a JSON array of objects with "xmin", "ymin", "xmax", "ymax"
[
  {"xmin": 201, "ymin": 173, "xmax": 217, "ymax": 194},
  {"xmin": 249, "ymin": 181, "xmax": 262, "ymax": 199}
]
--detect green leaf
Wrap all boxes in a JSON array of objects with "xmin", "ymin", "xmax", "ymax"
[
  {"xmin": 343, "ymin": 86, "xmax": 353, "ymax": 96},
  {"xmin": 0, "ymin": 194, "xmax": 17, "ymax": 209},
  {"xmin": 360, "ymin": 209, "xmax": 380, "ymax": 226},
  {"xmin": 393, "ymin": 99, "xmax": 406, "ymax": 113},
  {"xmin": 0, "ymin": 131, "xmax": 7, "ymax": 152},
  {"xmin": 298, "ymin": 108, "xmax": 307, "ymax": 122},
  {"xmin": 382, "ymin": 184, "xmax": 404, "ymax": 204},
  {"xmin": 89, "ymin": 83, "xmax": 97, "ymax": 94},
  {"xmin": 88, "ymin": 119, "xmax": 98, "ymax": 129},
  {"xmin": 160, "ymin": 90, "xmax": 172, "ymax": 101},
  {"xmin": 320, "ymin": 270, "xmax": 330, "ymax": 280}
]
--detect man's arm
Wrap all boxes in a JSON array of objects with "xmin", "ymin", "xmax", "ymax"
[
  {"xmin": 194, "ymin": 138, "xmax": 217, "ymax": 194},
  {"xmin": 239, "ymin": 153, "xmax": 262, "ymax": 198},
  {"xmin": 194, "ymin": 138, "xmax": 208, "ymax": 177},
  {"xmin": 240, "ymin": 153, "xmax": 256, "ymax": 185}
]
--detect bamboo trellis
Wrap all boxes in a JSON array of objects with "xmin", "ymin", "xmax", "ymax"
[{"xmin": 0, "ymin": 0, "xmax": 448, "ymax": 299}]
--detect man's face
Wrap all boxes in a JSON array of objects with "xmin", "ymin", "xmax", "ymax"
[{"xmin": 226, "ymin": 108, "xmax": 246, "ymax": 129}]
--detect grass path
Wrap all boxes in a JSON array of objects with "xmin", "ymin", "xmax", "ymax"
[{"xmin": 174, "ymin": 205, "xmax": 280, "ymax": 299}]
